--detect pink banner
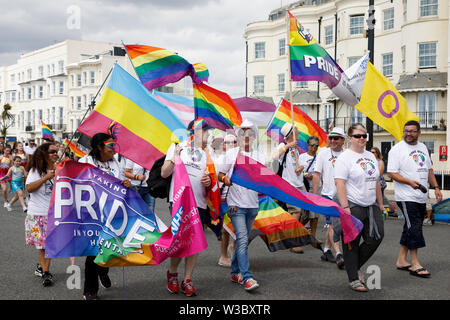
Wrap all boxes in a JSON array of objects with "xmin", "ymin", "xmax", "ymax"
[{"xmin": 150, "ymin": 156, "xmax": 208, "ymax": 263}]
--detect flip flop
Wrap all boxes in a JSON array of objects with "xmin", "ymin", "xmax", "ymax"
[
  {"xmin": 409, "ymin": 267, "xmax": 431, "ymax": 278},
  {"xmin": 396, "ymin": 265, "xmax": 412, "ymax": 271},
  {"xmin": 290, "ymin": 248, "xmax": 304, "ymax": 254}
]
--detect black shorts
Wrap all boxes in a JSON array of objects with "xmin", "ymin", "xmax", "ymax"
[{"xmin": 397, "ymin": 201, "xmax": 427, "ymax": 250}]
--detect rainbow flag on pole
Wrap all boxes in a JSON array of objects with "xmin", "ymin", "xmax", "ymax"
[
  {"xmin": 230, "ymin": 152, "xmax": 363, "ymax": 244},
  {"xmin": 193, "ymin": 83, "xmax": 242, "ymax": 131},
  {"xmin": 125, "ymin": 44, "xmax": 203, "ymax": 91},
  {"xmin": 266, "ymin": 99, "xmax": 327, "ymax": 153},
  {"xmin": 63, "ymin": 139, "xmax": 86, "ymax": 158},
  {"xmin": 41, "ymin": 121, "xmax": 54, "ymax": 141},
  {"xmin": 288, "ymin": 11, "xmax": 358, "ymax": 107},
  {"xmin": 193, "ymin": 63, "xmax": 209, "ymax": 83},
  {"xmin": 77, "ymin": 63, "xmax": 186, "ymax": 170}
]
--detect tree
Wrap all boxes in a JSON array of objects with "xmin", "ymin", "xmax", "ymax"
[{"xmin": 0, "ymin": 104, "xmax": 13, "ymax": 141}]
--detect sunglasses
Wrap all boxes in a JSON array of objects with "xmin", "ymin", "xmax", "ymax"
[
  {"xmin": 352, "ymin": 134, "xmax": 367, "ymax": 139},
  {"xmin": 309, "ymin": 144, "xmax": 319, "ymax": 147},
  {"xmin": 48, "ymin": 149, "xmax": 58, "ymax": 154},
  {"xmin": 329, "ymin": 136, "xmax": 343, "ymax": 141}
]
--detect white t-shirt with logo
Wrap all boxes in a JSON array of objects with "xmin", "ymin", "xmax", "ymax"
[
  {"xmin": 220, "ymin": 147, "xmax": 264, "ymax": 209},
  {"xmin": 334, "ymin": 149, "xmax": 380, "ymax": 207},
  {"xmin": 314, "ymin": 147, "xmax": 344, "ymax": 198},
  {"xmin": 26, "ymin": 168, "xmax": 53, "ymax": 216},
  {"xmin": 165, "ymin": 142, "xmax": 208, "ymax": 209},
  {"xmin": 387, "ymin": 140, "xmax": 432, "ymax": 203},
  {"xmin": 79, "ymin": 155, "xmax": 121, "ymax": 179},
  {"xmin": 125, "ymin": 159, "xmax": 149, "ymax": 188},
  {"xmin": 277, "ymin": 143, "xmax": 304, "ymax": 188}
]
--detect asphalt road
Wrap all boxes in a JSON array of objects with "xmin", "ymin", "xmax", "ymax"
[{"xmin": 1, "ymin": 197, "xmax": 449, "ymax": 301}]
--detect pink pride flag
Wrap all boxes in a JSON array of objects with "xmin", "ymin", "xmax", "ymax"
[{"xmin": 150, "ymin": 155, "xmax": 208, "ymax": 263}]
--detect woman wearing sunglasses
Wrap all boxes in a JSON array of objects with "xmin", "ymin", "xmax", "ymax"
[
  {"xmin": 78, "ymin": 133, "xmax": 131, "ymax": 300},
  {"xmin": 334, "ymin": 123, "xmax": 384, "ymax": 292},
  {"xmin": 25, "ymin": 143, "xmax": 59, "ymax": 287}
]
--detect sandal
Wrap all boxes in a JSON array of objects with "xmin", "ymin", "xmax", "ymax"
[
  {"xmin": 349, "ymin": 280, "xmax": 368, "ymax": 292},
  {"xmin": 409, "ymin": 267, "xmax": 431, "ymax": 278},
  {"xmin": 396, "ymin": 265, "xmax": 412, "ymax": 271}
]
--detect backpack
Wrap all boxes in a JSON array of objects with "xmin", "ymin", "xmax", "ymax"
[{"xmin": 147, "ymin": 155, "xmax": 172, "ymax": 199}]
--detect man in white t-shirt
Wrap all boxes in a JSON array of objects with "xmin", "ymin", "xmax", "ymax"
[
  {"xmin": 219, "ymin": 120, "xmax": 263, "ymax": 292},
  {"xmin": 312, "ymin": 127, "xmax": 345, "ymax": 269},
  {"xmin": 24, "ymin": 139, "xmax": 37, "ymax": 156},
  {"xmin": 388, "ymin": 120, "xmax": 442, "ymax": 278},
  {"xmin": 160, "ymin": 119, "xmax": 213, "ymax": 297}
]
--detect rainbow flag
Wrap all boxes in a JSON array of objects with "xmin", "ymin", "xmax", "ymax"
[
  {"xmin": 77, "ymin": 63, "xmax": 186, "ymax": 170},
  {"xmin": 63, "ymin": 139, "xmax": 86, "ymax": 158},
  {"xmin": 193, "ymin": 63, "xmax": 209, "ymax": 83},
  {"xmin": 230, "ymin": 152, "xmax": 363, "ymax": 244},
  {"xmin": 125, "ymin": 44, "xmax": 203, "ymax": 91},
  {"xmin": 41, "ymin": 121, "xmax": 54, "ymax": 141},
  {"xmin": 288, "ymin": 11, "xmax": 358, "ymax": 107},
  {"xmin": 193, "ymin": 83, "xmax": 242, "ymax": 131},
  {"xmin": 222, "ymin": 196, "xmax": 321, "ymax": 251},
  {"xmin": 152, "ymin": 90, "xmax": 194, "ymax": 126},
  {"xmin": 266, "ymin": 99, "xmax": 327, "ymax": 153}
]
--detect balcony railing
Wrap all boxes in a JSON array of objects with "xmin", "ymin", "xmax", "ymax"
[{"xmin": 317, "ymin": 111, "xmax": 446, "ymax": 134}]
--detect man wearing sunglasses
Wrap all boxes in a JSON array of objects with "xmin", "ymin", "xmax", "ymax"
[
  {"xmin": 387, "ymin": 120, "xmax": 442, "ymax": 279},
  {"xmin": 312, "ymin": 127, "xmax": 345, "ymax": 269}
]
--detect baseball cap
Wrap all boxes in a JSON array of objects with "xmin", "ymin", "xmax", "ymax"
[{"xmin": 328, "ymin": 127, "xmax": 346, "ymax": 138}]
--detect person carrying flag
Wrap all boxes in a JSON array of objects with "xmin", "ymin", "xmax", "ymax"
[{"xmin": 161, "ymin": 119, "xmax": 214, "ymax": 297}]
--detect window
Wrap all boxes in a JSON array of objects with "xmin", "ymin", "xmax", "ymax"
[
  {"xmin": 382, "ymin": 53, "xmax": 393, "ymax": 77},
  {"xmin": 83, "ymin": 94, "xmax": 87, "ymax": 108},
  {"xmin": 77, "ymin": 96, "xmax": 81, "ymax": 109},
  {"xmin": 90, "ymin": 71, "xmax": 95, "ymax": 84},
  {"xmin": 352, "ymin": 108, "xmax": 364, "ymax": 123},
  {"xmin": 27, "ymin": 111, "xmax": 31, "ymax": 126},
  {"xmin": 52, "ymin": 107, "xmax": 56, "ymax": 125},
  {"xmin": 418, "ymin": 42, "xmax": 437, "ymax": 68},
  {"xmin": 278, "ymin": 74, "xmax": 285, "ymax": 93},
  {"xmin": 39, "ymin": 86, "xmax": 43, "ymax": 98},
  {"xmin": 383, "ymin": 8, "xmax": 394, "ymax": 31},
  {"xmin": 279, "ymin": 38, "xmax": 286, "ymax": 56},
  {"xmin": 71, "ymin": 97, "xmax": 74, "ymax": 109},
  {"xmin": 71, "ymin": 75, "xmax": 75, "ymax": 87},
  {"xmin": 296, "ymin": 81, "xmax": 308, "ymax": 88},
  {"xmin": 348, "ymin": 56, "xmax": 362, "ymax": 68},
  {"xmin": 27, "ymin": 88, "xmax": 32, "ymax": 100},
  {"xmin": 83, "ymin": 72, "xmax": 87, "ymax": 85},
  {"xmin": 59, "ymin": 81, "xmax": 64, "ymax": 94},
  {"xmin": 77, "ymin": 74, "xmax": 82, "ymax": 87},
  {"xmin": 401, "ymin": 46, "xmax": 406, "ymax": 72},
  {"xmin": 38, "ymin": 66, "xmax": 44, "ymax": 78},
  {"xmin": 349, "ymin": 15, "xmax": 364, "ymax": 35},
  {"xmin": 38, "ymin": 109, "xmax": 43, "ymax": 122},
  {"xmin": 52, "ymin": 81, "xmax": 56, "ymax": 95},
  {"xmin": 10, "ymin": 74, "xmax": 15, "ymax": 83},
  {"xmin": 420, "ymin": 0, "xmax": 438, "ymax": 17},
  {"xmin": 255, "ymin": 42, "xmax": 265, "ymax": 59},
  {"xmin": 253, "ymin": 76, "xmax": 264, "ymax": 94},
  {"xmin": 51, "ymin": 64, "xmax": 55, "ymax": 75},
  {"xmin": 418, "ymin": 92, "xmax": 436, "ymax": 127},
  {"xmin": 403, "ymin": 0, "xmax": 407, "ymax": 22},
  {"xmin": 27, "ymin": 69, "xmax": 32, "ymax": 80},
  {"xmin": 324, "ymin": 104, "xmax": 332, "ymax": 119},
  {"xmin": 11, "ymin": 92, "xmax": 16, "ymax": 102},
  {"xmin": 70, "ymin": 119, "xmax": 74, "ymax": 132},
  {"xmin": 325, "ymin": 25, "xmax": 333, "ymax": 45},
  {"xmin": 422, "ymin": 141, "xmax": 434, "ymax": 154},
  {"xmin": 58, "ymin": 60, "xmax": 64, "ymax": 74},
  {"xmin": 59, "ymin": 107, "xmax": 64, "ymax": 125}
]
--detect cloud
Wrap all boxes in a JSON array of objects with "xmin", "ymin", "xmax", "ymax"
[{"xmin": 0, "ymin": 0, "xmax": 278, "ymax": 96}]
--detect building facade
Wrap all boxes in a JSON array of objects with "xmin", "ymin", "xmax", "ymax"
[{"xmin": 244, "ymin": 0, "xmax": 449, "ymax": 169}]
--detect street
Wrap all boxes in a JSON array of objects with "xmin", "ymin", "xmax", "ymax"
[{"xmin": 1, "ymin": 197, "xmax": 449, "ymax": 301}]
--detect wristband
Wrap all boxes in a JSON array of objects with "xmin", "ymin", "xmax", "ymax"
[{"xmin": 343, "ymin": 206, "xmax": 350, "ymax": 209}]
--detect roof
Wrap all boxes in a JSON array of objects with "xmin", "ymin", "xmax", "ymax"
[
  {"xmin": 396, "ymin": 72, "xmax": 447, "ymax": 92},
  {"xmin": 284, "ymin": 90, "xmax": 322, "ymax": 105}
]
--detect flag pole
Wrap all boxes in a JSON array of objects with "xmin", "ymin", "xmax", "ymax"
[
  {"xmin": 286, "ymin": 10, "xmax": 299, "ymax": 172},
  {"xmin": 58, "ymin": 65, "xmax": 114, "ymax": 162},
  {"xmin": 121, "ymin": 40, "xmax": 140, "ymax": 80}
]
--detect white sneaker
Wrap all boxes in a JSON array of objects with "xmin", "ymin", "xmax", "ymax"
[
  {"xmin": 5, "ymin": 203, "xmax": 12, "ymax": 212},
  {"xmin": 4, "ymin": 202, "xmax": 8, "ymax": 208},
  {"xmin": 23, "ymin": 206, "xmax": 28, "ymax": 213}
]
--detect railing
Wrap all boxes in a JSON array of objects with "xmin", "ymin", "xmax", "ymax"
[
  {"xmin": 25, "ymin": 125, "xmax": 34, "ymax": 132},
  {"xmin": 317, "ymin": 111, "xmax": 447, "ymax": 134}
]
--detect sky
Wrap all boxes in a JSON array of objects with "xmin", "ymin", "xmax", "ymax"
[{"xmin": 0, "ymin": 0, "xmax": 285, "ymax": 98}]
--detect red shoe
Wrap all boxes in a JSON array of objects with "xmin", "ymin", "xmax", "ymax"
[
  {"xmin": 230, "ymin": 273, "xmax": 243, "ymax": 285},
  {"xmin": 244, "ymin": 278, "xmax": 259, "ymax": 291},
  {"xmin": 166, "ymin": 270, "xmax": 179, "ymax": 294},
  {"xmin": 181, "ymin": 279, "xmax": 197, "ymax": 297}
]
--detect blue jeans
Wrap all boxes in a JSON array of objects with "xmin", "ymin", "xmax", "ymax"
[
  {"xmin": 136, "ymin": 186, "xmax": 155, "ymax": 213},
  {"xmin": 228, "ymin": 207, "xmax": 258, "ymax": 283}
]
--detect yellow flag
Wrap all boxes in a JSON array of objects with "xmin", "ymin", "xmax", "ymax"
[{"xmin": 354, "ymin": 62, "xmax": 420, "ymax": 141}]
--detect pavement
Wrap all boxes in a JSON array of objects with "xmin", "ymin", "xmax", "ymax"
[{"xmin": 1, "ymin": 195, "xmax": 449, "ymax": 302}]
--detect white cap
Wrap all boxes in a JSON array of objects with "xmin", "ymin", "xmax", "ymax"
[
  {"xmin": 328, "ymin": 127, "xmax": 346, "ymax": 138},
  {"xmin": 281, "ymin": 123, "xmax": 294, "ymax": 138}
]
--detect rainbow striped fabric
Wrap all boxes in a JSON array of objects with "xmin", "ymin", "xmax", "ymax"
[
  {"xmin": 77, "ymin": 63, "xmax": 186, "ymax": 170},
  {"xmin": 230, "ymin": 152, "xmax": 363, "ymax": 244},
  {"xmin": 193, "ymin": 83, "xmax": 242, "ymax": 131},
  {"xmin": 266, "ymin": 99, "xmax": 327, "ymax": 153},
  {"xmin": 152, "ymin": 90, "xmax": 194, "ymax": 126},
  {"xmin": 193, "ymin": 63, "xmax": 209, "ymax": 83},
  {"xmin": 41, "ymin": 121, "xmax": 54, "ymax": 141},
  {"xmin": 63, "ymin": 139, "xmax": 86, "ymax": 158},
  {"xmin": 125, "ymin": 44, "xmax": 203, "ymax": 91}
]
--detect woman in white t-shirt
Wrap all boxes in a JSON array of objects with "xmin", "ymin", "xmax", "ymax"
[
  {"xmin": 25, "ymin": 142, "xmax": 59, "ymax": 287},
  {"xmin": 78, "ymin": 133, "xmax": 131, "ymax": 300},
  {"xmin": 334, "ymin": 123, "xmax": 384, "ymax": 292}
]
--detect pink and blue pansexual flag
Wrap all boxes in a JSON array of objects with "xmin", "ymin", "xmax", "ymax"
[{"xmin": 230, "ymin": 152, "xmax": 363, "ymax": 243}]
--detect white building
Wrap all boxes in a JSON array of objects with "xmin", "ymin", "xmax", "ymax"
[{"xmin": 244, "ymin": 0, "xmax": 449, "ymax": 169}]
